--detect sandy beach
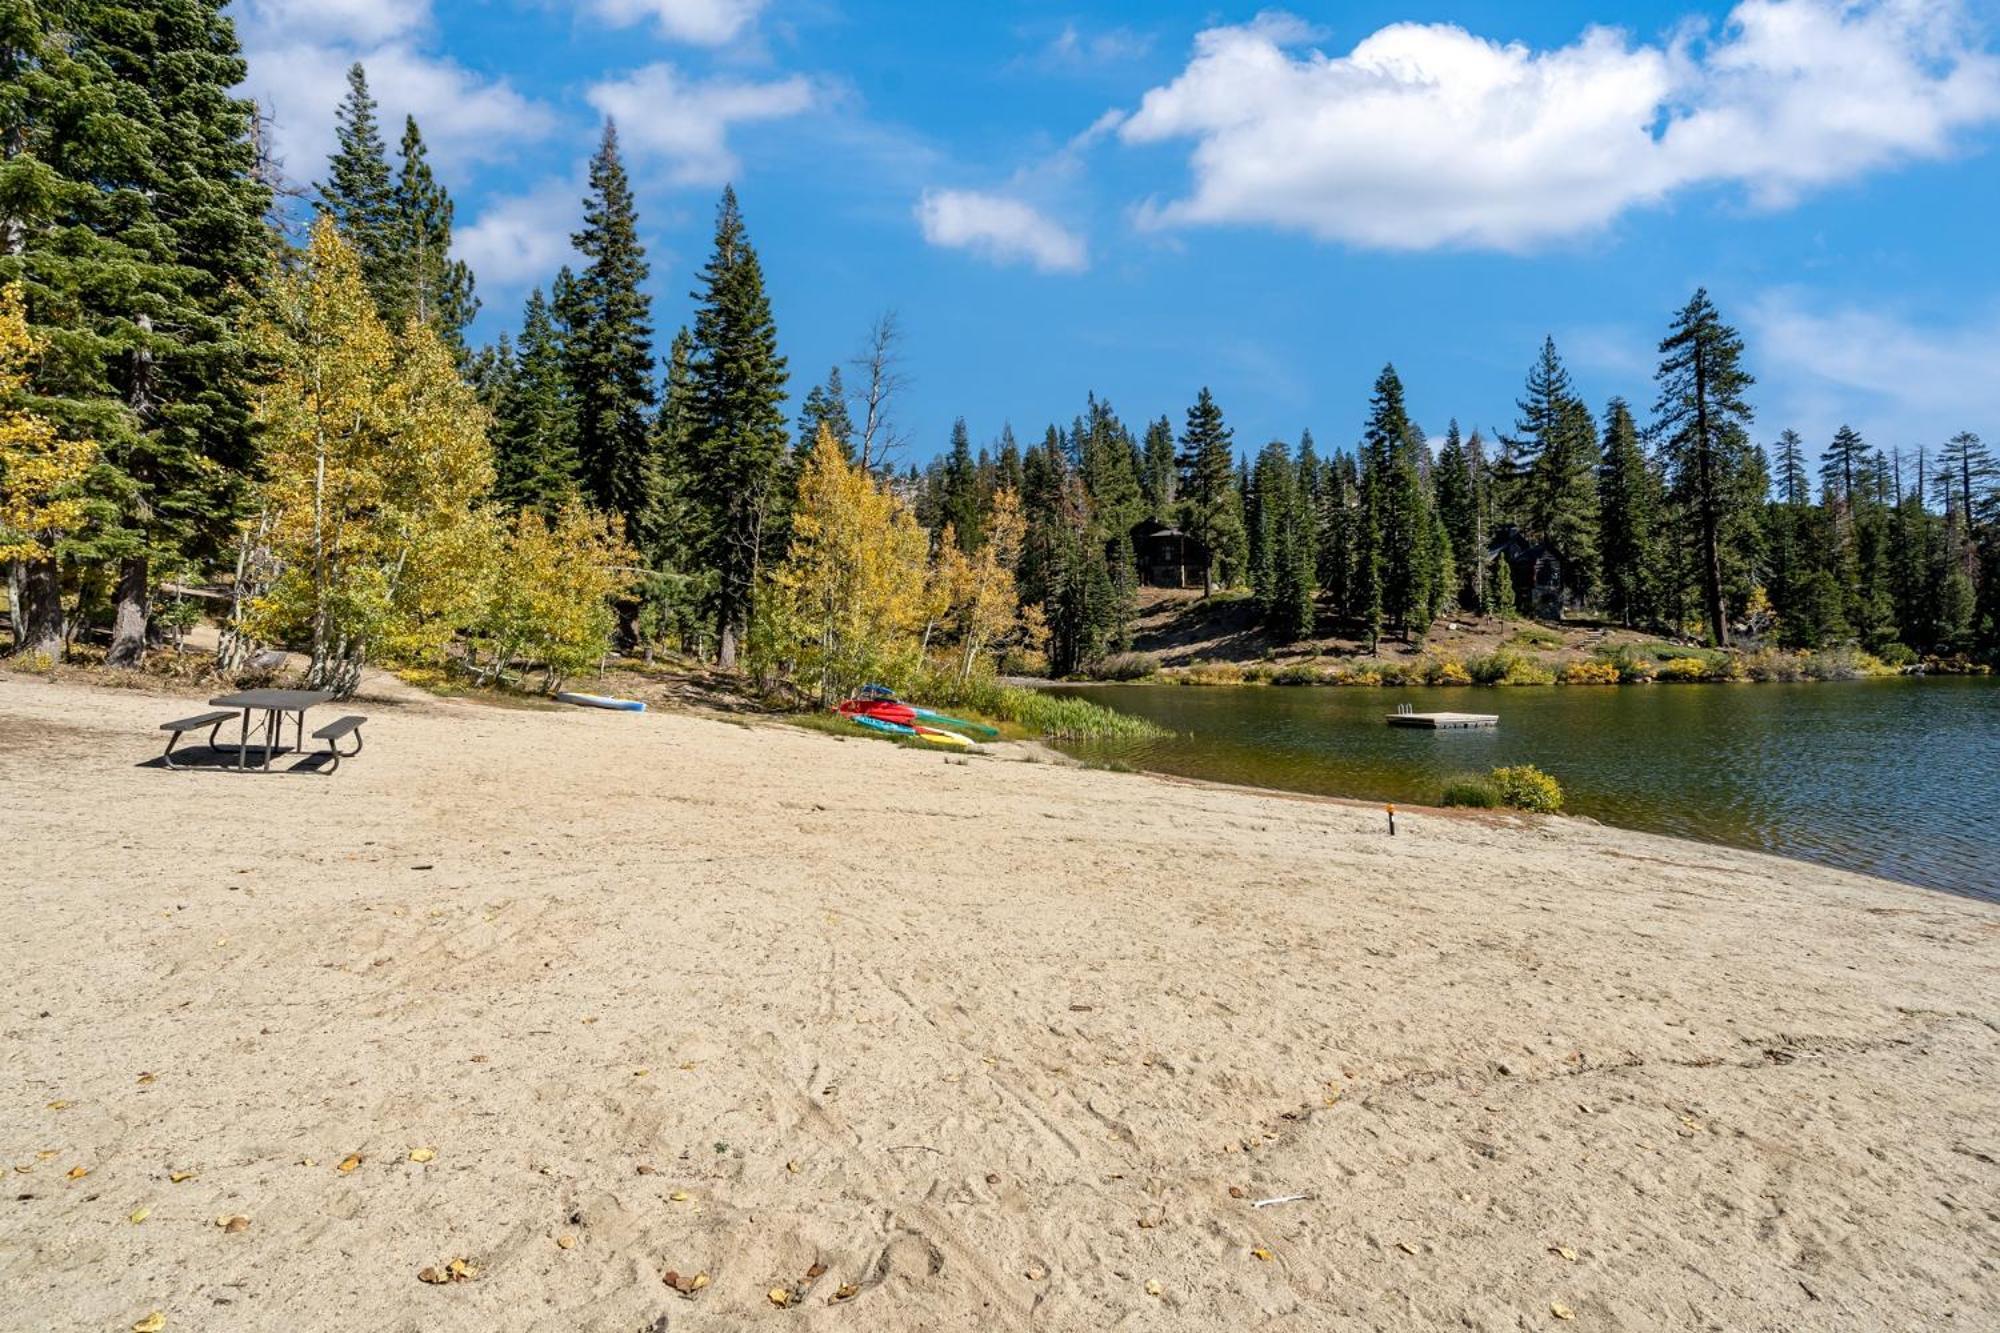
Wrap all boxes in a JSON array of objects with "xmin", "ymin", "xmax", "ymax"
[{"xmin": 1, "ymin": 673, "xmax": 1995, "ymax": 1332}]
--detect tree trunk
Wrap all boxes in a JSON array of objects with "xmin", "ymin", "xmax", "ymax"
[
  {"xmin": 5, "ymin": 559, "xmax": 22, "ymax": 649},
  {"xmin": 106, "ymin": 554, "xmax": 150, "ymax": 667},
  {"xmin": 717, "ymin": 611, "xmax": 739, "ymax": 669},
  {"xmin": 13, "ymin": 556, "xmax": 64, "ymax": 660}
]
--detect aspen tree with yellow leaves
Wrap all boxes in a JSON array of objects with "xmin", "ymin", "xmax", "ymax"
[
  {"xmin": 475, "ymin": 500, "xmax": 637, "ymax": 692},
  {"xmin": 246, "ymin": 221, "xmax": 495, "ymax": 696},
  {"xmin": 0, "ymin": 286, "xmax": 96, "ymax": 662},
  {"xmin": 766, "ymin": 425, "xmax": 928, "ymax": 704}
]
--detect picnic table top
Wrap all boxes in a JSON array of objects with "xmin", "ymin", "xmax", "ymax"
[{"xmin": 208, "ymin": 688, "xmax": 336, "ymax": 711}]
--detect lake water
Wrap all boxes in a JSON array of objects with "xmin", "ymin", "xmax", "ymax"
[{"xmin": 1050, "ymin": 677, "xmax": 2000, "ymax": 902}]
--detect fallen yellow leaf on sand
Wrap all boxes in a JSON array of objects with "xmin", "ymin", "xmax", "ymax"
[
  {"xmin": 1251, "ymin": 1247, "xmax": 1273, "ymax": 1262},
  {"xmin": 129, "ymin": 1207, "xmax": 150, "ymax": 1224},
  {"xmin": 556, "ymin": 1234, "xmax": 576, "ymax": 1250},
  {"xmin": 677, "ymin": 1061, "xmax": 698, "ymax": 1071},
  {"xmin": 66, "ymin": 1165, "xmax": 89, "ymax": 1180},
  {"xmin": 447, "ymin": 1258, "xmax": 478, "ymax": 1281},
  {"xmin": 12, "ymin": 1165, "xmax": 30, "ymax": 1175},
  {"xmin": 36, "ymin": 1150, "xmax": 58, "ymax": 1161},
  {"xmin": 132, "ymin": 1314, "xmax": 166, "ymax": 1333},
  {"xmin": 691, "ymin": 1273, "xmax": 710, "ymax": 1291},
  {"xmin": 336, "ymin": 1154, "xmax": 362, "ymax": 1173},
  {"xmin": 768, "ymin": 1287, "xmax": 792, "ymax": 1307},
  {"xmin": 137, "ymin": 1073, "xmax": 156, "ymax": 1085},
  {"xmin": 1145, "ymin": 1278, "xmax": 1163, "ymax": 1297},
  {"xmin": 168, "ymin": 1170, "xmax": 196, "ymax": 1183},
  {"xmin": 1552, "ymin": 1246, "xmax": 1579, "ymax": 1262},
  {"xmin": 1397, "ymin": 1241, "xmax": 1419, "ymax": 1255},
  {"xmin": 786, "ymin": 1160, "xmax": 799, "ymax": 1174},
  {"xmin": 632, "ymin": 1068, "xmax": 650, "ymax": 1078},
  {"xmin": 831, "ymin": 1283, "xmax": 859, "ymax": 1302},
  {"xmin": 1552, "ymin": 1301, "xmax": 1576, "ymax": 1320},
  {"xmin": 299, "ymin": 1158, "xmax": 317, "ymax": 1167},
  {"xmin": 409, "ymin": 1147, "xmax": 436, "ymax": 1164},
  {"xmin": 669, "ymin": 1190, "xmax": 690, "ymax": 1202},
  {"xmin": 46, "ymin": 1099, "xmax": 71, "ymax": 1111},
  {"xmin": 418, "ymin": 1267, "xmax": 447, "ymax": 1286}
]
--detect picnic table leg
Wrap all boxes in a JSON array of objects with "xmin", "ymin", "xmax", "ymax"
[{"xmin": 237, "ymin": 707, "xmax": 250, "ymax": 772}]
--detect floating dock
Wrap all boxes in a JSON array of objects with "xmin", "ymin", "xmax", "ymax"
[{"xmin": 1386, "ymin": 711, "xmax": 1498, "ymax": 729}]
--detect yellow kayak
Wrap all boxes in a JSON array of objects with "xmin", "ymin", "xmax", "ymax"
[{"xmin": 912, "ymin": 725, "xmax": 973, "ymax": 749}]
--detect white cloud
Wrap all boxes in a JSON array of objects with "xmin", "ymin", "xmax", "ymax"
[
  {"xmin": 585, "ymin": 64, "xmax": 819, "ymax": 185},
  {"xmin": 915, "ymin": 189, "xmax": 1087, "ymax": 273},
  {"xmin": 238, "ymin": 0, "xmax": 426, "ymax": 45},
  {"xmin": 1036, "ymin": 22, "xmax": 1155, "ymax": 70},
  {"xmin": 1118, "ymin": 0, "xmax": 2000, "ymax": 250},
  {"xmin": 236, "ymin": 6, "xmax": 557, "ymax": 189},
  {"xmin": 583, "ymin": 0, "xmax": 766, "ymax": 46},
  {"xmin": 1749, "ymin": 291, "xmax": 2000, "ymax": 445},
  {"xmin": 458, "ymin": 177, "xmax": 586, "ymax": 292}
]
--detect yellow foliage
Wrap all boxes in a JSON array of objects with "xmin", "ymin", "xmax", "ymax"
[
  {"xmin": 943, "ymin": 487, "xmax": 1026, "ymax": 683},
  {"xmin": 248, "ymin": 220, "xmax": 498, "ymax": 692},
  {"xmin": 767, "ymin": 425, "xmax": 930, "ymax": 702},
  {"xmin": 1558, "ymin": 659, "xmax": 1622, "ymax": 685},
  {"xmin": 477, "ymin": 501, "xmax": 638, "ymax": 691},
  {"xmin": 0, "ymin": 285, "xmax": 95, "ymax": 563}
]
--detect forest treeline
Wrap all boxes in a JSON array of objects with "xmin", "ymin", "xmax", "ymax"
[{"xmin": 3, "ymin": 2, "xmax": 1995, "ymax": 702}]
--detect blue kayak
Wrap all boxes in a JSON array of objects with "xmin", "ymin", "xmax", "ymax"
[
  {"xmin": 850, "ymin": 714, "xmax": 915, "ymax": 736},
  {"xmin": 907, "ymin": 706, "xmax": 999, "ymax": 738},
  {"xmin": 555, "ymin": 692, "xmax": 646, "ymax": 712}
]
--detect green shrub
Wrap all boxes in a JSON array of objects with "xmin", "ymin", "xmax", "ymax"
[
  {"xmin": 1439, "ymin": 777, "xmax": 1502, "ymax": 808},
  {"xmin": 1086, "ymin": 652, "xmax": 1160, "ymax": 682},
  {"xmin": 1490, "ymin": 764, "xmax": 1564, "ymax": 813},
  {"xmin": 1269, "ymin": 663, "xmax": 1326, "ymax": 686},
  {"xmin": 1509, "ymin": 625, "xmax": 1563, "ymax": 648},
  {"xmin": 1875, "ymin": 642, "xmax": 1918, "ymax": 668}
]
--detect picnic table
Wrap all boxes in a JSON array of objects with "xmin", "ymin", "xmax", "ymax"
[{"xmin": 208, "ymin": 688, "xmax": 335, "ymax": 772}]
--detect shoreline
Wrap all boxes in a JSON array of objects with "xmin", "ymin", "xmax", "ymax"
[{"xmin": 3, "ymin": 675, "xmax": 1995, "ymax": 1331}]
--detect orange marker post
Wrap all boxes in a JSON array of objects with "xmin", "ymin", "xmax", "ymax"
[{"xmin": 1386, "ymin": 803, "xmax": 1397, "ymax": 837}]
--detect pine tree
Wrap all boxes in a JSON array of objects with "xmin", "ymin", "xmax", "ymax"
[
  {"xmin": 941, "ymin": 417, "xmax": 982, "ymax": 551},
  {"xmin": 1497, "ymin": 337, "xmax": 1574, "ymax": 527},
  {"xmin": 1316, "ymin": 451, "xmax": 1359, "ymax": 619},
  {"xmin": 390, "ymin": 116, "xmax": 477, "ymax": 347},
  {"xmin": 1596, "ymin": 398, "xmax": 1658, "ymax": 627},
  {"xmin": 1433, "ymin": 420, "xmax": 1482, "ymax": 611},
  {"xmin": 3, "ymin": 0, "xmax": 272, "ymax": 664},
  {"xmin": 795, "ymin": 367, "xmax": 854, "ymax": 462},
  {"xmin": 1532, "ymin": 398, "xmax": 1601, "ymax": 609},
  {"xmin": 566, "ymin": 122, "xmax": 657, "ymax": 550},
  {"xmin": 684, "ymin": 185, "xmax": 788, "ymax": 668},
  {"xmin": 316, "ymin": 63, "xmax": 398, "ymax": 312},
  {"xmin": 492, "ymin": 288, "xmax": 577, "ymax": 511},
  {"xmin": 1653, "ymin": 290, "xmax": 1755, "ymax": 647},
  {"xmin": 1175, "ymin": 387, "xmax": 1239, "ymax": 595},
  {"xmin": 1249, "ymin": 440, "xmax": 1317, "ymax": 641},
  {"xmin": 1140, "ymin": 415, "xmax": 1176, "ymax": 519}
]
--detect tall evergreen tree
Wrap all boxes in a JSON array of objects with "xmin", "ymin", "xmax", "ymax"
[
  {"xmin": 1531, "ymin": 397, "xmax": 1601, "ymax": 608},
  {"xmin": 684, "ymin": 185, "xmax": 788, "ymax": 667},
  {"xmin": 566, "ymin": 122, "xmax": 657, "ymax": 548},
  {"xmin": 1433, "ymin": 420, "xmax": 1482, "ymax": 611},
  {"xmin": 1653, "ymin": 289, "xmax": 1755, "ymax": 647},
  {"xmin": 1596, "ymin": 398, "xmax": 1658, "ymax": 627},
  {"xmin": 316, "ymin": 64, "xmax": 397, "ymax": 312},
  {"xmin": 940, "ymin": 416, "xmax": 982, "ymax": 551},
  {"xmin": 1496, "ymin": 337, "xmax": 1574, "ymax": 527},
  {"xmin": 390, "ymin": 116, "xmax": 477, "ymax": 347},
  {"xmin": 492, "ymin": 287, "xmax": 576, "ymax": 511},
  {"xmin": 1316, "ymin": 451, "xmax": 1360, "ymax": 620},
  {"xmin": 3, "ymin": 0, "xmax": 271, "ymax": 663},
  {"xmin": 1175, "ymin": 387, "xmax": 1239, "ymax": 595},
  {"xmin": 795, "ymin": 367, "xmax": 854, "ymax": 462},
  {"xmin": 1140, "ymin": 415, "xmax": 1176, "ymax": 519},
  {"xmin": 1249, "ymin": 440, "xmax": 1317, "ymax": 640}
]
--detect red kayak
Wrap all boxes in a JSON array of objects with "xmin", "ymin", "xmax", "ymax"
[{"xmin": 838, "ymin": 699, "xmax": 917, "ymax": 726}]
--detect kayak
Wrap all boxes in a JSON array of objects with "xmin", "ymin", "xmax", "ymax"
[
  {"xmin": 555, "ymin": 692, "xmax": 646, "ymax": 712},
  {"xmin": 849, "ymin": 714, "xmax": 915, "ymax": 736},
  {"xmin": 838, "ymin": 699, "xmax": 917, "ymax": 726},
  {"xmin": 912, "ymin": 725, "xmax": 973, "ymax": 749},
  {"xmin": 908, "ymin": 706, "xmax": 999, "ymax": 738}
]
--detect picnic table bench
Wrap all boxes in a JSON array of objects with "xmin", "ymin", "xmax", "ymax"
[{"xmin": 155, "ymin": 688, "xmax": 367, "ymax": 773}]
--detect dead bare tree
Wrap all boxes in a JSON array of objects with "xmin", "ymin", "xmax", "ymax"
[{"xmin": 849, "ymin": 310, "xmax": 910, "ymax": 475}]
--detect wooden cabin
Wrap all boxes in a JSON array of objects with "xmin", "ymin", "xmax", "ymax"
[
  {"xmin": 1131, "ymin": 519, "xmax": 1211, "ymax": 590},
  {"xmin": 1487, "ymin": 525, "xmax": 1579, "ymax": 619}
]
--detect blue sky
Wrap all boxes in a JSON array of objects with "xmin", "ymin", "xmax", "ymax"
[{"xmin": 233, "ymin": 0, "xmax": 2000, "ymax": 469}]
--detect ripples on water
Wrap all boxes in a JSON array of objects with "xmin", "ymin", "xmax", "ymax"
[{"xmin": 1052, "ymin": 677, "xmax": 2000, "ymax": 902}]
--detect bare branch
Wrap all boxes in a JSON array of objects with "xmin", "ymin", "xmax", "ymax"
[{"xmin": 849, "ymin": 309, "xmax": 911, "ymax": 474}]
